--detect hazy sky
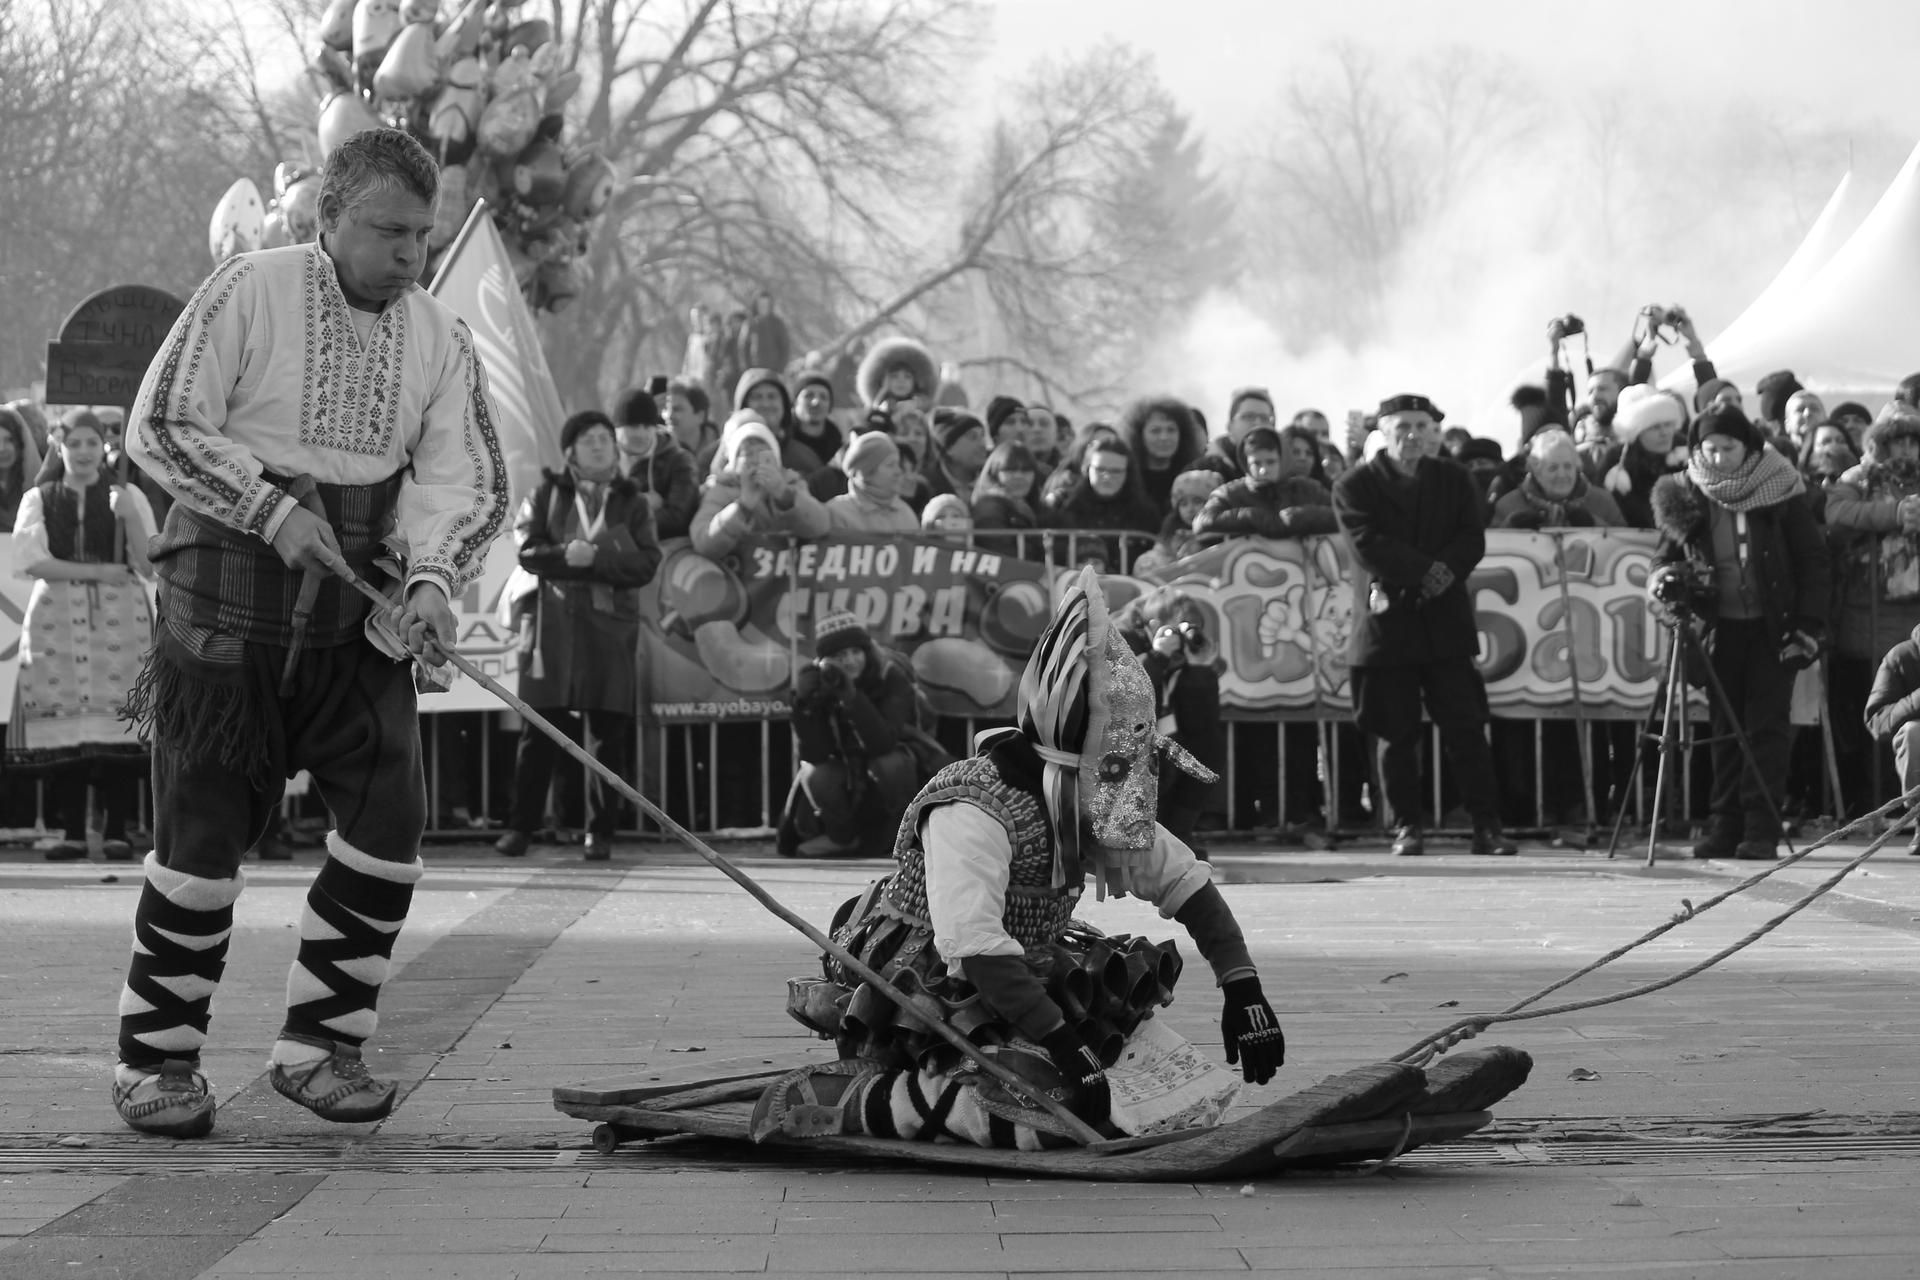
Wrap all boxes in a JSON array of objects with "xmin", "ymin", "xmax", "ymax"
[{"xmin": 978, "ymin": 0, "xmax": 1920, "ymax": 149}]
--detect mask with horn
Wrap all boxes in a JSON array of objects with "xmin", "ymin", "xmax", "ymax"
[{"xmin": 1016, "ymin": 566, "xmax": 1217, "ymax": 900}]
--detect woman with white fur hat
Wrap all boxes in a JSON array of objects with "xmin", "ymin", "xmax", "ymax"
[{"xmin": 1602, "ymin": 384, "xmax": 1689, "ymax": 529}]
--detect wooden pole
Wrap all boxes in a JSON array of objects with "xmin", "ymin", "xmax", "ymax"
[{"xmin": 341, "ymin": 570, "xmax": 1104, "ymax": 1147}]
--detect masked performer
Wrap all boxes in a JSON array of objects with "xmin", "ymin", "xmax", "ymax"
[
  {"xmin": 111, "ymin": 128, "xmax": 506, "ymax": 1137},
  {"xmin": 758, "ymin": 566, "xmax": 1285, "ymax": 1148}
]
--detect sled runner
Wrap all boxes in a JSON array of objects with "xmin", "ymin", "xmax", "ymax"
[{"xmin": 553, "ymin": 1044, "xmax": 1532, "ymax": 1182}]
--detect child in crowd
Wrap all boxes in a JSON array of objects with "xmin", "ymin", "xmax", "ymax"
[
  {"xmin": 920, "ymin": 493, "xmax": 972, "ymax": 544},
  {"xmin": 1134, "ymin": 469, "xmax": 1225, "ymax": 572},
  {"xmin": 1190, "ymin": 426, "xmax": 1339, "ymax": 540}
]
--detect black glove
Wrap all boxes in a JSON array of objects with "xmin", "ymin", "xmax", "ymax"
[
  {"xmin": 1220, "ymin": 976, "xmax": 1285, "ymax": 1085},
  {"xmin": 1039, "ymin": 1023, "xmax": 1110, "ymax": 1125}
]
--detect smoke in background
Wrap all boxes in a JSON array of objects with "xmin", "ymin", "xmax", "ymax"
[{"xmin": 1138, "ymin": 45, "xmax": 1910, "ymax": 452}]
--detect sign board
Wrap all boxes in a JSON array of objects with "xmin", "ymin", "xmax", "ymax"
[{"xmin": 44, "ymin": 285, "xmax": 185, "ymax": 408}]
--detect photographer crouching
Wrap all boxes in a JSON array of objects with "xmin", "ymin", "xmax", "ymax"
[
  {"xmin": 1649, "ymin": 404, "xmax": 1830, "ymax": 861},
  {"xmin": 786, "ymin": 609, "xmax": 918, "ymax": 858}
]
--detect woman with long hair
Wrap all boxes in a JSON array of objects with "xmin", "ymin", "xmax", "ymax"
[
  {"xmin": 0, "ymin": 405, "xmax": 43, "ymax": 531},
  {"xmin": 1117, "ymin": 396, "xmax": 1204, "ymax": 521},
  {"xmin": 970, "ymin": 440, "xmax": 1040, "ymax": 556},
  {"xmin": 1043, "ymin": 436, "xmax": 1161, "ymax": 572}
]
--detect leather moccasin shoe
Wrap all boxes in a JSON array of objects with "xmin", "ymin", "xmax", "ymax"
[
  {"xmin": 114, "ymin": 1059, "xmax": 216, "ymax": 1138},
  {"xmin": 270, "ymin": 1042, "xmax": 397, "ymax": 1124}
]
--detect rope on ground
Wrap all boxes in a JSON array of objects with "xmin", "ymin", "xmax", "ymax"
[{"xmin": 1390, "ymin": 790, "xmax": 1920, "ymax": 1067}]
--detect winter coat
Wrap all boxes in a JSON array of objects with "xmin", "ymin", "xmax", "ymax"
[
  {"xmin": 825, "ymin": 488, "xmax": 919, "ymax": 534},
  {"xmin": 1864, "ymin": 623, "xmax": 1920, "ymax": 741},
  {"xmin": 624, "ymin": 438, "xmax": 699, "ymax": 540},
  {"xmin": 791, "ymin": 644, "xmax": 916, "ymax": 765},
  {"xmin": 514, "ymin": 470, "xmax": 663, "ymax": 714},
  {"xmin": 970, "ymin": 490, "xmax": 1038, "ymax": 558},
  {"xmin": 1190, "ymin": 475, "xmax": 1338, "ymax": 540},
  {"xmin": 691, "ymin": 468, "xmax": 831, "ymax": 558},
  {"xmin": 1606, "ymin": 440, "xmax": 1688, "ymax": 530},
  {"xmin": 1650, "ymin": 473, "xmax": 1831, "ymax": 646},
  {"xmin": 1820, "ymin": 459, "xmax": 1920, "ymax": 661},
  {"xmin": 1333, "ymin": 455, "xmax": 1486, "ymax": 669},
  {"xmin": 1489, "ymin": 474, "xmax": 1626, "ymax": 529},
  {"xmin": 1043, "ymin": 480, "xmax": 1161, "ymax": 573}
]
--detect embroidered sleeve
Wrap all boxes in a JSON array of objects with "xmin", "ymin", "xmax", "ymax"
[
  {"xmin": 128, "ymin": 257, "xmax": 295, "ymax": 542},
  {"xmin": 10, "ymin": 488, "xmax": 49, "ymax": 578},
  {"xmin": 397, "ymin": 317, "xmax": 509, "ymax": 599},
  {"xmin": 923, "ymin": 801, "xmax": 1026, "ymax": 960}
]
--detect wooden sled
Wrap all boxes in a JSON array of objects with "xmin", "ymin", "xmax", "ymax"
[{"xmin": 553, "ymin": 1046, "xmax": 1532, "ymax": 1182}]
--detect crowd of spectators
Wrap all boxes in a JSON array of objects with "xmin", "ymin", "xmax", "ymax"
[{"xmin": 15, "ymin": 287, "xmax": 1920, "ymax": 863}]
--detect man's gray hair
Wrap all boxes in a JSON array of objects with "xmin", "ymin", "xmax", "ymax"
[
  {"xmin": 1528, "ymin": 428, "xmax": 1579, "ymax": 466},
  {"xmin": 319, "ymin": 128, "xmax": 439, "ymax": 219}
]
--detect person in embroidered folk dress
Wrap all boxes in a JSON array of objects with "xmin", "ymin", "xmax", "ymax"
[
  {"xmin": 111, "ymin": 129, "xmax": 507, "ymax": 1138},
  {"xmin": 7, "ymin": 410, "xmax": 156, "ymax": 861},
  {"xmin": 756, "ymin": 566, "xmax": 1285, "ymax": 1148}
]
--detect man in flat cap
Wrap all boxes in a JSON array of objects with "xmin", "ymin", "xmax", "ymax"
[{"xmin": 1333, "ymin": 395, "xmax": 1515, "ymax": 858}]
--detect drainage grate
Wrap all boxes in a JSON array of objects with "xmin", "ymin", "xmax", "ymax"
[{"xmin": 6, "ymin": 1133, "xmax": 1920, "ymax": 1175}]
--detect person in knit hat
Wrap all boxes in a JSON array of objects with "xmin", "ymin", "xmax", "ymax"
[
  {"xmin": 689, "ymin": 410, "xmax": 830, "ymax": 558},
  {"xmin": 1133, "ymin": 468, "xmax": 1225, "ymax": 572},
  {"xmin": 1755, "ymin": 370, "xmax": 1803, "ymax": 435},
  {"xmin": 1601, "ymin": 384, "xmax": 1689, "ymax": 528},
  {"xmin": 1649, "ymin": 402, "xmax": 1829, "ymax": 861},
  {"xmin": 924, "ymin": 409, "xmax": 990, "ymax": 507},
  {"xmin": 612, "ymin": 385, "xmax": 699, "ymax": 539},
  {"xmin": 784, "ymin": 608, "xmax": 918, "ymax": 858},
  {"xmin": 754, "ymin": 566, "xmax": 1281, "ymax": 1147},
  {"xmin": 791, "ymin": 371, "xmax": 842, "ymax": 468},
  {"xmin": 825, "ymin": 431, "xmax": 917, "ymax": 534},
  {"xmin": 920, "ymin": 491, "xmax": 972, "ymax": 543},
  {"xmin": 985, "ymin": 395, "xmax": 1028, "ymax": 448}
]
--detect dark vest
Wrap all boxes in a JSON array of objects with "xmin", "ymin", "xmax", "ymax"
[{"xmin": 885, "ymin": 748, "xmax": 1080, "ymax": 951}]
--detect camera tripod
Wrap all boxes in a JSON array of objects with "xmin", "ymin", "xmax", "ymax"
[{"xmin": 1604, "ymin": 614, "xmax": 1795, "ymax": 867}]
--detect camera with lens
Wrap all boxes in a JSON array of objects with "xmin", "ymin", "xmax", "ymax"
[
  {"xmin": 1647, "ymin": 563, "xmax": 1710, "ymax": 619},
  {"xmin": 1175, "ymin": 621, "xmax": 1204, "ymax": 653},
  {"xmin": 1643, "ymin": 304, "xmax": 1690, "ymax": 343},
  {"xmin": 1547, "ymin": 313, "xmax": 1586, "ymax": 341}
]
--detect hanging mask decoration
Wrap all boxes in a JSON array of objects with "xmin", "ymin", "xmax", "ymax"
[{"xmin": 1017, "ymin": 566, "xmax": 1216, "ymax": 901}]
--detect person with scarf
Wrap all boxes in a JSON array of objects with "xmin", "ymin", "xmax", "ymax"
[
  {"xmin": 1043, "ymin": 437, "xmax": 1161, "ymax": 574},
  {"xmin": 754, "ymin": 567, "xmax": 1283, "ymax": 1147},
  {"xmin": 824, "ymin": 430, "xmax": 917, "ymax": 534},
  {"xmin": 691, "ymin": 411, "xmax": 831, "ymax": 558},
  {"xmin": 1821, "ymin": 409, "xmax": 1920, "ymax": 815},
  {"xmin": 8, "ymin": 411, "xmax": 155, "ymax": 860},
  {"xmin": 494, "ymin": 412, "xmax": 662, "ymax": 862},
  {"xmin": 1491, "ymin": 429, "xmax": 1625, "ymax": 529},
  {"xmin": 1649, "ymin": 404, "xmax": 1830, "ymax": 860},
  {"xmin": 1601, "ymin": 386, "xmax": 1689, "ymax": 529},
  {"xmin": 970, "ymin": 440, "xmax": 1040, "ymax": 557}
]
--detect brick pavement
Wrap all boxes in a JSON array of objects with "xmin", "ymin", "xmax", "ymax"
[{"xmin": 5, "ymin": 837, "xmax": 1920, "ymax": 1276}]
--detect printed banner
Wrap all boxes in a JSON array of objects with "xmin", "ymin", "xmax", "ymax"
[
  {"xmin": 640, "ymin": 535, "xmax": 1054, "ymax": 721},
  {"xmin": 1138, "ymin": 531, "xmax": 1670, "ymax": 718}
]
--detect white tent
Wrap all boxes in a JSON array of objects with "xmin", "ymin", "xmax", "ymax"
[
  {"xmin": 1676, "ymin": 139, "xmax": 1920, "ymax": 399},
  {"xmin": 1700, "ymin": 171, "xmax": 1855, "ymax": 368}
]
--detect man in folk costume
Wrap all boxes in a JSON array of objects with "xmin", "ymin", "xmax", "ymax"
[
  {"xmin": 113, "ymin": 128, "xmax": 507, "ymax": 1137},
  {"xmin": 756, "ymin": 567, "xmax": 1285, "ymax": 1147}
]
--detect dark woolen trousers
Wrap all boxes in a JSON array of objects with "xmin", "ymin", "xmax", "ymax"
[
  {"xmin": 150, "ymin": 637, "xmax": 426, "ymax": 878},
  {"xmin": 1704, "ymin": 618, "xmax": 1794, "ymax": 842},
  {"xmin": 1350, "ymin": 657, "xmax": 1500, "ymax": 829},
  {"xmin": 507, "ymin": 710, "xmax": 633, "ymax": 838},
  {"xmin": 799, "ymin": 748, "xmax": 917, "ymax": 844}
]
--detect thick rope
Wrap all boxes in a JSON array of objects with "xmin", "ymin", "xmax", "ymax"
[{"xmin": 1392, "ymin": 789, "xmax": 1920, "ymax": 1066}]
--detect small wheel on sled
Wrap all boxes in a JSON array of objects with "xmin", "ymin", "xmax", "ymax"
[{"xmin": 592, "ymin": 1123, "xmax": 622, "ymax": 1156}]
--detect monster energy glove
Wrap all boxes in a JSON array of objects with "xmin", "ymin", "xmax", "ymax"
[{"xmin": 1220, "ymin": 976, "xmax": 1285, "ymax": 1084}]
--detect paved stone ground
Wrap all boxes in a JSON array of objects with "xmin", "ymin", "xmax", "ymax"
[{"xmin": 5, "ymin": 833, "xmax": 1920, "ymax": 1277}]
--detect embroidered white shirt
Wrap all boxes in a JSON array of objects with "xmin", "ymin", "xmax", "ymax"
[
  {"xmin": 128, "ymin": 243, "xmax": 508, "ymax": 598},
  {"xmin": 922, "ymin": 802, "xmax": 1213, "ymax": 960}
]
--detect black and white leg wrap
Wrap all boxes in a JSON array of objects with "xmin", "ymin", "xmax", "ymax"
[
  {"xmin": 279, "ymin": 833, "xmax": 423, "ymax": 1055},
  {"xmin": 118, "ymin": 854, "xmax": 245, "ymax": 1069}
]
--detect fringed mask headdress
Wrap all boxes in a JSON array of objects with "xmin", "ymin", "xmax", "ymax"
[{"xmin": 1016, "ymin": 566, "xmax": 1217, "ymax": 900}]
